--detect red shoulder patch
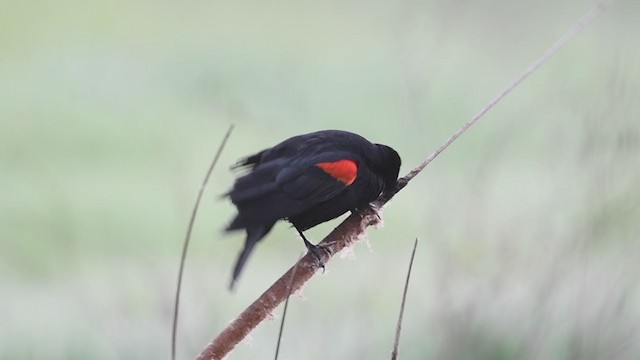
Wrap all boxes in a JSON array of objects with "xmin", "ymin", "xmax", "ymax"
[{"xmin": 315, "ymin": 159, "xmax": 358, "ymax": 185}]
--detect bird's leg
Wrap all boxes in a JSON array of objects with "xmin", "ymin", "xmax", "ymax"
[{"xmin": 294, "ymin": 226, "xmax": 331, "ymax": 271}]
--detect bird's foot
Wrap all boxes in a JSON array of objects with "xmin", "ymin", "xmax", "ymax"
[
  {"xmin": 302, "ymin": 238, "xmax": 333, "ymax": 272},
  {"xmin": 352, "ymin": 203, "xmax": 381, "ymax": 222}
]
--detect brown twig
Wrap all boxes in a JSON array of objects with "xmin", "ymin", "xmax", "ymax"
[
  {"xmin": 197, "ymin": 211, "xmax": 380, "ymax": 360},
  {"xmin": 391, "ymin": 238, "xmax": 419, "ymax": 360},
  {"xmin": 171, "ymin": 125, "xmax": 235, "ymax": 360},
  {"xmin": 389, "ymin": 0, "xmax": 615, "ymax": 198},
  {"xmin": 196, "ymin": 2, "xmax": 614, "ymax": 358}
]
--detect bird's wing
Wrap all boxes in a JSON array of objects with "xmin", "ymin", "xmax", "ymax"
[
  {"xmin": 276, "ymin": 159, "xmax": 358, "ymax": 201},
  {"xmin": 227, "ymin": 156, "xmax": 359, "ymax": 229}
]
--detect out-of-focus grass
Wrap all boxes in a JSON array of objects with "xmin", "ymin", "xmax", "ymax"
[{"xmin": 1, "ymin": 1, "xmax": 639, "ymax": 359}]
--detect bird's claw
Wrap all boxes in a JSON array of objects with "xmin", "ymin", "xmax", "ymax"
[
  {"xmin": 352, "ymin": 204, "xmax": 381, "ymax": 222},
  {"xmin": 303, "ymin": 239, "xmax": 332, "ymax": 272}
]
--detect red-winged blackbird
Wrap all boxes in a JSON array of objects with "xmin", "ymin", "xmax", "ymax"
[{"xmin": 225, "ymin": 130, "xmax": 401, "ymax": 288}]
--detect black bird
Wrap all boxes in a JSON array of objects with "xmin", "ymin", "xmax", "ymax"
[{"xmin": 225, "ymin": 130, "xmax": 401, "ymax": 288}]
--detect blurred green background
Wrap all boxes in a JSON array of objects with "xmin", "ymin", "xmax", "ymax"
[{"xmin": 2, "ymin": 0, "xmax": 639, "ymax": 359}]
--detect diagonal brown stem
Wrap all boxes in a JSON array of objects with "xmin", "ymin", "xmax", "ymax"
[
  {"xmin": 196, "ymin": 212, "xmax": 380, "ymax": 360},
  {"xmin": 195, "ymin": 2, "xmax": 615, "ymax": 358}
]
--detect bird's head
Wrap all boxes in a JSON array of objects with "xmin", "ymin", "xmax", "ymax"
[{"xmin": 372, "ymin": 144, "xmax": 401, "ymax": 191}]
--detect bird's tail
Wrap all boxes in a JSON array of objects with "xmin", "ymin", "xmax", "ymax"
[{"xmin": 229, "ymin": 223, "xmax": 274, "ymax": 290}]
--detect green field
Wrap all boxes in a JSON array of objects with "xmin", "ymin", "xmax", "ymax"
[{"xmin": 2, "ymin": 1, "xmax": 639, "ymax": 359}]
